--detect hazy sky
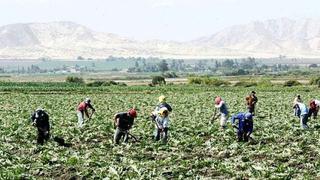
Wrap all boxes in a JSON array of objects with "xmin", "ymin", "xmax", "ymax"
[{"xmin": 1, "ymin": 0, "xmax": 320, "ymax": 41}]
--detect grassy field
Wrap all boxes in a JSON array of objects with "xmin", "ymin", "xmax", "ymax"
[{"xmin": 1, "ymin": 83, "xmax": 320, "ymax": 179}]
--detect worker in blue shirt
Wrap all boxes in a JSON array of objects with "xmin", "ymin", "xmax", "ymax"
[
  {"xmin": 231, "ymin": 112, "xmax": 253, "ymax": 142},
  {"xmin": 293, "ymin": 102, "xmax": 309, "ymax": 129}
]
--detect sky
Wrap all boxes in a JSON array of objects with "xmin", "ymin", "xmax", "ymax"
[{"xmin": 0, "ymin": 0, "xmax": 320, "ymax": 41}]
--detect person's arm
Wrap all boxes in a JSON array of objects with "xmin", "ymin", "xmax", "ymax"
[
  {"xmin": 231, "ymin": 114, "xmax": 240, "ymax": 126},
  {"xmin": 231, "ymin": 115, "xmax": 236, "ymax": 125},
  {"xmin": 85, "ymin": 109, "xmax": 89, "ymax": 118},
  {"xmin": 113, "ymin": 114, "xmax": 120, "ymax": 127},
  {"xmin": 166, "ymin": 104, "xmax": 172, "ymax": 112},
  {"xmin": 88, "ymin": 103, "xmax": 95, "ymax": 112},
  {"xmin": 252, "ymin": 96, "xmax": 257, "ymax": 105}
]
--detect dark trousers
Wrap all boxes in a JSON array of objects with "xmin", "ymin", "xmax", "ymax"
[
  {"xmin": 114, "ymin": 128, "xmax": 129, "ymax": 144},
  {"xmin": 37, "ymin": 129, "xmax": 50, "ymax": 145},
  {"xmin": 237, "ymin": 125, "xmax": 251, "ymax": 142},
  {"xmin": 155, "ymin": 127, "xmax": 168, "ymax": 143}
]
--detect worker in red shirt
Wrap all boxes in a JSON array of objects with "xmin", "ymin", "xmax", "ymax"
[{"xmin": 77, "ymin": 98, "xmax": 95, "ymax": 128}]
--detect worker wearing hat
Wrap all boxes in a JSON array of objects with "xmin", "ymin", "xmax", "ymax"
[
  {"xmin": 113, "ymin": 109, "xmax": 137, "ymax": 144},
  {"xmin": 231, "ymin": 112, "xmax": 254, "ymax": 142},
  {"xmin": 77, "ymin": 97, "xmax": 95, "ymax": 128}
]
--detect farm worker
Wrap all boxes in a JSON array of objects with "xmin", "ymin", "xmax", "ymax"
[
  {"xmin": 213, "ymin": 96, "xmax": 229, "ymax": 129},
  {"xmin": 231, "ymin": 112, "xmax": 253, "ymax": 142},
  {"xmin": 293, "ymin": 95, "xmax": 303, "ymax": 116},
  {"xmin": 308, "ymin": 99, "xmax": 320, "ymax": 119},
  {"xmin": 245, "ymin": 91, "xmax": 258, "ymax": 115},
  {"xmin": 293, "ymin": 94, "xmax": 302, "ymax": 104},
  {"xmin": 151, "ymin": 95, "xmax": 172, "ymax": 120},
  {"xmin": 77, "ymin": 98, "xmax": 95, "ymax": 128},
  {"xmin": 31, "ymin": 108, "xmax": 50, "ymax": 145},
  {"xmin": 113, "ymin": 109, "xmax": 137, "ymax": 144},
  {"xmin": 153, "ymin": 107, "xmax": 170, "ymax": 143},
  {"xmin": 293, "ymin": 102, "xmax": 309, "ymax": 129}
]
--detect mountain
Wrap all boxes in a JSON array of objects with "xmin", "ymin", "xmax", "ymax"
[
  {"xmin": 192, "ymin": 18, "xmax": 320, "ymax": 57},
  {"xmin": 1, "ymin": 19, "xmax": 320, "ymax": 59}
]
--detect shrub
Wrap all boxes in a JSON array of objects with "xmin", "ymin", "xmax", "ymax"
[
  {"xmin": 86, "ymin": 80, "xmax": 127, "ymax": 87},
  {"xmin": 188, "ymin": 77, "xmax": 202, "ymax": 84},
  {"xmin": 188, "ymin": 77, "xmax": 230, "ymax": 86},
  {"xmin": 66, "ymin": 76, "xmax": 84, "ymax": 84},
  {"xmin": 152, "ymin": 76, "xmax": 166, "ymax": 85},
  {"xmin": 310, "ymin": 77, "xmax": 320, "ymax": 87},
  {"xmin": 257, "ymin": 80, "xmax": 273, "ymax": 87},
  {"xmin": 234, "ymin": 80, "xmax": 257, "ymax": 87},
  {"xmin": 284, "ymin": 80, "xmax": 301, "ymax": 87},
  {"xmin": 86, "ymin": 81, "xmax": 105, "ymax": 87}
]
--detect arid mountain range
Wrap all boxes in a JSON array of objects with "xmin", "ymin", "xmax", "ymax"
[{"xmin": 1, "ymin": 18, "xmax": 320, "ymax": 59}]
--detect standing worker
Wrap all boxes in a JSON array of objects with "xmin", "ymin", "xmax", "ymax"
[
  {"xmin": 245, "ymin": 91, "xmax": 258, "ymax": 115},
  {"xmin": 153, "ymin": 107, "xmax": 170, "ymax": 143},
  {"xmin": 31, "ymin": 108, "xmax": 50, "ymax": 145},
  {"xmin": 113, "ymin": 109, "xmax": 137, "ymax": 144},
  {"xmin": 231, "ymin": 112, "xmax": 253, "ymax": 142},
  {"xmin": 308, "ymin": 99, "xmax": 320, "ymax": 119},
  {"xmin": 213, "ymin": 96, "xmax": 229, "ymax": 129},
  {"xmin": 293, "ymin": 102, "xmax": 309, "ymax": 129},
  {"xmin": 77, "ymin": 98, "xmax": 95, "ymax": 128}
]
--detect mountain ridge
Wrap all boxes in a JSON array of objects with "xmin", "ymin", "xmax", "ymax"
[{"xmin": 1, "ymin": 18, "xmax": 320, "ymax": 59}]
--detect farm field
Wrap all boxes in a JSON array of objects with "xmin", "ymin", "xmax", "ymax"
[{"xmin": 1, "ymin": 84, "xmax": 320, "ymax": 179}]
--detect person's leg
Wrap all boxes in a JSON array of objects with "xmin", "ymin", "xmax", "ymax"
[
  {"xmin": 237, "ymin": 130, "xmax": 243, "ymax": 142},
  {"xmin": 44, "ymin": 130, "xmax": 50, "ymax": 142},
  {"xmin": 37, "ymin": 130, "xmax": 45, "ymax": 145},
  {"xmin": 300, "ymin": 115, "xmax": 308, "ymax": 129},
  {"xmin": 302, "ymin": 115, "xmax": 309, "ymax": 129},
  {"xmin": 162, "ymin": 128, "xmax": 169, "ymax": 143},
  {"xmin": 77, "ymin": 111, "xmax": 84, "ymax": 128},
  {"xmin": 155, "ymin": 128, "xmax": 161, "ymax": 141},
  {"xmin": 314, "ymin": 108, "xmax": 319, "ymax": 119},
  {"xmin": 251, "ymin": 106, "xmax": 255, "ymax": 116},
  {"xmin": 114, "ymin": 128, "xmax": 123, "ymax": 144},
  {"xmin": 124, "ymin": 131, "xmax": 129, "ymax": 143},
  {"xmin": 243, "ymin": 126, "xmax": 249, "ymax": 142},
  {"xmin": 220, "ymin": 114, "xmax": 227, "ymax": 128}
]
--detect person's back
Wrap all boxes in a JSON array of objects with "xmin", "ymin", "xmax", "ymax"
[
  {"xmin": 31, "ymin": 109, "xmax": 49, "ymax": 130},
  {"xmin": 158, "ymin": 102, "xmax": 172, "ymax": 112},
  {"xmin": 115, "ymin": 112, "xmax": 134, "ymax": 130},
  {"xmin": 296, "ymin": 102, "xmax": 308, "ymax": 115},
  {"xmin": 216, "ymin": 100, "xmax": 228, "ymax": 115}
]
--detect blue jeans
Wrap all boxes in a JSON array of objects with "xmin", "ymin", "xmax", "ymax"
[{"xmin": 300, "ymin": 114, "xmax": 308, "ymax": 129}]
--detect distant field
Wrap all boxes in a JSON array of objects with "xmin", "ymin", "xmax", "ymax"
[
  {"xmin": 0, "ymin": 58, "xmax": 319, "ymax": 72},
  {"xmin": 0, "ymin": 59, "xmax": 136, "ymax": 71}
]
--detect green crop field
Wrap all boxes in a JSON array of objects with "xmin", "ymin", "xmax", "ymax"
[{"xmin": 1, "ymin": 83, "xmax": 320, "ymax": 179}]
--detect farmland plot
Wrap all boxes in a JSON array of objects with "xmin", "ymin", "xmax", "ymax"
[{"xmin": 0, "ymin": 85, "xmax": 320, "ymax": 179}]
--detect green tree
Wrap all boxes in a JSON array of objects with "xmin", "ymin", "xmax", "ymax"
[{"xmin": 158, "ymin": 60, "xmax": 169, "ymax": 72}]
